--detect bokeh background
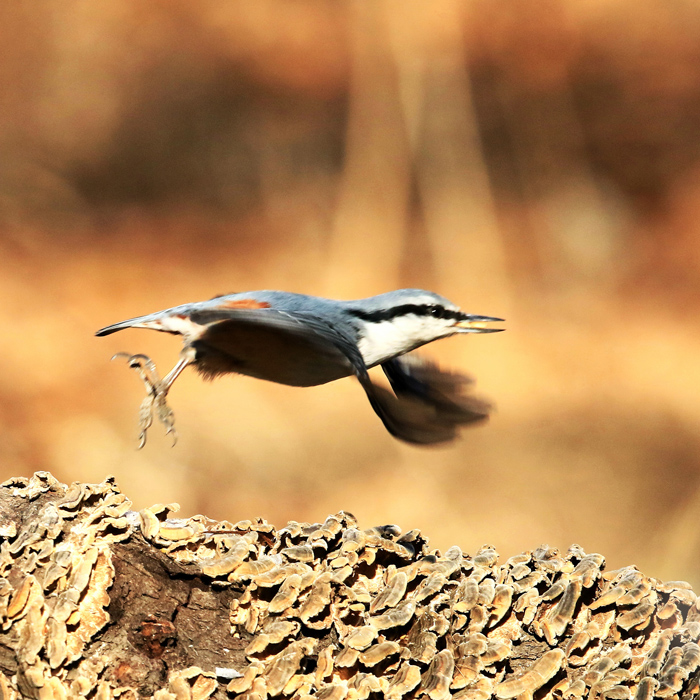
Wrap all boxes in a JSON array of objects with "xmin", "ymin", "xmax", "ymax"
[{"xmin": 2, "ymin": 0, "xmax": 700, "ymax": 585}]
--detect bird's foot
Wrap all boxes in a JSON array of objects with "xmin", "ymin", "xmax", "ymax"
[
  {"xmin": 112, "ymin": 352, "xmax": 161, "ymax": 392},
  {"xmin": 152, "ymin": 389, "xmax": 178, "ymax": 447},
  {"xmin": 135, "ymin": 390, "xmax": 178, "ymax": 448},
  {"xmin": 112, "ymin": 353, "xmax": 178, "ymax": 448}
]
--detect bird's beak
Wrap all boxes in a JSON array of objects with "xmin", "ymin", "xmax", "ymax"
[{"xmin": 454, "ymin": 315, "xmax": 505, "ymax": 333}]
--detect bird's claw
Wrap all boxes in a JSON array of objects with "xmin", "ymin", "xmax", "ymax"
[
  {"xmin": 136, "ymin": 394, "xmax": 154, "ymax": 449},
  {"xmin": 114, "ymin": 353, "xmax": 178, "ymax": 448},
  {"xmin": 154, "ymin": 391, "xmax": 178, "ymax": 447},
  {"xmin": 112, "ymin": 352, "xmax": 161, "ymax": 394}
]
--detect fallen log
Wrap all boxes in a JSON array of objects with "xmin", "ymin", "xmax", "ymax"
[{"xmin": 0, "ymin": 472, "xmax": 697, "ymax": 699}]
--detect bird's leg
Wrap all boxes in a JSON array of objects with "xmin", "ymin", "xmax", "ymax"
[
  {"xmin": 150, "ymin": 347, "xmax": 196, "ymax": 445},
  {"xmin": 112, "ymin": 353, "xmax": 161, "ymax": 447},
  {"xmin": 113, "ymin": 347, "xmax": 196, "ymax": 448}
]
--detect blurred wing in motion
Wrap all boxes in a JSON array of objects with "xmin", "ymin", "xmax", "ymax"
[{"xmin": 357, "ymin": 354, "xmax": 491, "ymax": 445}]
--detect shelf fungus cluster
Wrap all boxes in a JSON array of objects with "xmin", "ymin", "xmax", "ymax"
[{"xmin": 0, "ymin": 474, "xmax": 698, "ymax": 700}]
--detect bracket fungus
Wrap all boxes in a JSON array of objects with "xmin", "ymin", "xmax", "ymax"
[{"xmin": 0, "ymin": 473, "xmax": 697, "ymax": 699}]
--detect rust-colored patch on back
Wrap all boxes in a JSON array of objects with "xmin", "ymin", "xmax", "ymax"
[{"xmin": 218, "ymin": 298, "xmax": 271, "ymax": 310}]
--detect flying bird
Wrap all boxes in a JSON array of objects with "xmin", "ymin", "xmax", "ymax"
[{"xmin": 96, "ymin": 289, "xmax": 504, "ymax": 446}]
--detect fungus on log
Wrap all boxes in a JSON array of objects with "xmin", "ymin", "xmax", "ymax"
[{"xmin": 0, "ymin": 472, "xmax": 697, "ymax": 699}]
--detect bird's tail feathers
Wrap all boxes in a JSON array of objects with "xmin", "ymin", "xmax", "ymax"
[{"xmin": 95, "ymin": 315, "xmax": 170, "ymax": 337}]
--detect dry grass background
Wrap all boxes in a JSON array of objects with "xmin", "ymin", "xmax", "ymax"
[{"xmin": 1, "ymin": 0, "xmax": 700, "ymax": 585}]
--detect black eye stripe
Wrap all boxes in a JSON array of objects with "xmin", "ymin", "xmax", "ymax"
[{"xmin": 349, "ymin": 304, "xmax": 462, "ymax": 323}]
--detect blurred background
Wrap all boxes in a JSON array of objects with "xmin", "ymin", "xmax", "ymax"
[{"xmin": 1, "ymin": 0, "xmax": 700, "ymax": 585}]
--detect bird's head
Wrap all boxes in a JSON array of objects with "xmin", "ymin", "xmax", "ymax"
[{"xmin": 346, "ymin": 289, "xmax": 504, "ymax": 366}]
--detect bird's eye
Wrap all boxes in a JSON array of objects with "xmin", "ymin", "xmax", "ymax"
[{"xmin": 430, "ymin": 305, "xmax": 445, "ymax": 318}]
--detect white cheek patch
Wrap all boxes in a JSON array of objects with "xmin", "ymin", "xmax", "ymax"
[{"xmin": 357, "ymin": 316, "xmax": 445, "ymax": 367}]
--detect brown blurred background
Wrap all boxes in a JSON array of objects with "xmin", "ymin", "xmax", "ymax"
[{"xmin": 1, "ymin": 0, "xmax": 700, "ymax": 585}]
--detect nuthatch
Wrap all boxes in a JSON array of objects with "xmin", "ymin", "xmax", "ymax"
[{"xmin": 96, "ymin": 289, "xmax": 504, "ymax": 446}]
